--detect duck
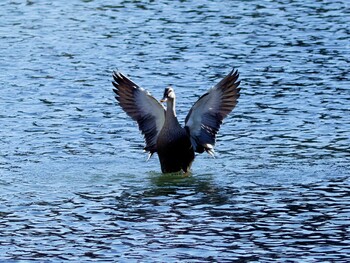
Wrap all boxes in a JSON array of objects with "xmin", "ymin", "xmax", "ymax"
[{"xmin": 112, "ymin": 68, "xmax": 241, "ymax": 174}]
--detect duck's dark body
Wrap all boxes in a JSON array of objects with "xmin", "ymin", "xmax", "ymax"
[{"xmin": 157, "ymin": 120, "xmax": 194, "ymax": 173}]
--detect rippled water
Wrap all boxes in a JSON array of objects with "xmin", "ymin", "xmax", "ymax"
[{"xmin": 1, "ymin": 0, "xmax": 350, "ymax": 261}]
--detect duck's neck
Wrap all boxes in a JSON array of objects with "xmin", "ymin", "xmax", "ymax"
[{"xmin": 165, "ymin": 98, "xmax": 178, "ymax": 124}]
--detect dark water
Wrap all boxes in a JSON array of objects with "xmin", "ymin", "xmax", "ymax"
[{"xmin": 1, "ymin": 0, "xmax": 350, "ymax": 261}]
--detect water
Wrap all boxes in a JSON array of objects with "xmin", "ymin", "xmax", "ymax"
[{"xmin": 1, "ymin": 0, "xmax": 350, "ymax": 261}]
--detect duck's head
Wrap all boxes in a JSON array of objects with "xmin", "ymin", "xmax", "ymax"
[{"xmin": 160, "ymin": 86, "xmax": 175, "ymax": 103}]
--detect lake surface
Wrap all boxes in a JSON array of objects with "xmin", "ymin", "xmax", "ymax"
[{"xmin": 1, "ymin": 0, "xmax": 350, "ymax": 261}]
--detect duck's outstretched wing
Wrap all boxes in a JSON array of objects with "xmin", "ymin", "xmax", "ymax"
[
  {"xmin": 112, "ymin": 71, "xmax": 165, "ymax": 156},
  {"xmin": 185, "ymin": 69, "xmax": 241, "ymax": 156}
]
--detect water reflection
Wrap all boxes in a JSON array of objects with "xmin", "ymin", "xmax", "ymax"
[
  {"xmin": 97, "ymin": 174, "xmax": 349, "ymax": 261},
  {"xmin": 147, "ymin": 172, "xmax": 229, "ymax": 204},
  {"xmin": 1, "ymin": 167, "xmax": 349, "ymax": 261}
]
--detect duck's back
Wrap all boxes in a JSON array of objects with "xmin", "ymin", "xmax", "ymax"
[{"xmin": 157, "ymin": 124, "xmax": 194, "ymax": 173}]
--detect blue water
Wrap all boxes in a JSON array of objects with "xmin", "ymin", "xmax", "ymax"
[{"xmin": 1, "ymin": 0, "xmax": 350, "ymax": 261}]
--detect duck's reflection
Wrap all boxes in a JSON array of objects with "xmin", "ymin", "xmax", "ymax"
[{"xmin": 144, "ymin": 172, "xmax": 230, "ymax": 206}]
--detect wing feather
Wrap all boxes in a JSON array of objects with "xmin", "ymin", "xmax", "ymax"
[
  {"xmin": 112, "ymin": 71, "xmax": 165, "ymax": 154},
  {"xmin": 185, "ymin": 69, "xmax": 241, "ymax": 155}
]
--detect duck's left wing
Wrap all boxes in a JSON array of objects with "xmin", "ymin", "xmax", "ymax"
[
  {"xmin": 185, "ymin": 69, "xmax": 241, "ymax": 156},
  {"xmin": 112, "ymin": 71, "xmax": 165, "ymax": 156}
]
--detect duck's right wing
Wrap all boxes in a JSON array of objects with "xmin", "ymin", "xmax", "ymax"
[
  {"xmin": 112, "ymin": 71, "xmax": 165, "ymax": 156},
  {"xmin": 185, "ymin": 69, "xmax": 241, "ymax": 156}
]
